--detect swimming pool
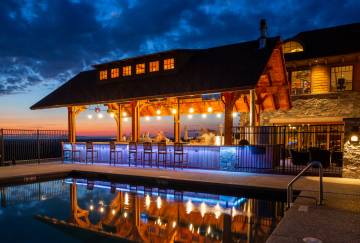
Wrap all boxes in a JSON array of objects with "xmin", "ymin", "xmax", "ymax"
[{"xmin": 0, "ymin": 178, "xmax": 284, "ymax": 242}]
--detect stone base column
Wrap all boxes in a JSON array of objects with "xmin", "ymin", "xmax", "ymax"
[{"xmin": 343, "ymin": 118, "xmax": 360, "ymax": 178}]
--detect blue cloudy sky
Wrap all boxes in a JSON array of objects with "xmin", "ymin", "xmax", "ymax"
[{"xmin": 0, "ymin": 0, "xmax": 359, "ymax": 135}]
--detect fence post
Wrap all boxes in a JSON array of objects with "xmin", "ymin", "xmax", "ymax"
[
  {"xmin": 0, "ymin": 129, "xmax": 4, "ymax": 166},
  {"xmin": 37, "ymin": 130, "xmax": 40, "ymax": 164},
  {"xmin": 282, "ymin": 126, "xmax": 286, "ymax": 173}
]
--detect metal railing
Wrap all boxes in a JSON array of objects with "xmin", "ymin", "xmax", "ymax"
[
  {"xmin": 232, "ymin": 125, "xmax": 344, "ymax": 176},
  {"xmin": 287, "ymin": 161, "xmax": 324, "ymax": 209},
  {"xmin": 0, "ymin": 129, "xmax": 68, "ymax": 165}
]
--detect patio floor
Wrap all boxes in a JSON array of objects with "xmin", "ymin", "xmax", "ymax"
[{"xmin": 0, "ymin": 162, "xmax": 359, "ymax": 242}]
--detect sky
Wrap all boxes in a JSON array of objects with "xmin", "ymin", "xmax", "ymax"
[{"xmin": 0, "ymin": 0, "xmax": 359, "ymax": 137}]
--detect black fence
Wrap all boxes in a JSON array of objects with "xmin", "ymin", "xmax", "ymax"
[
  {"xmin": 0, "ymin": 129, "xmax": 68, "ymax": 165},
  {"xmin": 232, "ymin": 125, "xmax": 344, "ymax": 176}
]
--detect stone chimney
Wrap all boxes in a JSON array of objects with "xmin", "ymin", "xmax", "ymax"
[{"xmin": 259, "ymin": 19, "xmax": 267, "ymax": 49}]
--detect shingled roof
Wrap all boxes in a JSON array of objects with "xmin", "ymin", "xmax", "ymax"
[
  {"xmin": 31, "ymin": 37, "xmax": 281, "ymax": 110},
  {"xmin": 285, "ymin": 22, "xmax": 360, "ymax": 61}
]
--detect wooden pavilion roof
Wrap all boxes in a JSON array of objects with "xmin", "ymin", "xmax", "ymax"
[{"xmin": 31, "ymin": 37, "xmax": 291, "ymax": 113}]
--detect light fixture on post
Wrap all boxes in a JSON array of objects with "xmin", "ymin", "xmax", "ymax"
[{"xmin": 350, "ymin": 126, "xmax": 359, "ymax": 144}]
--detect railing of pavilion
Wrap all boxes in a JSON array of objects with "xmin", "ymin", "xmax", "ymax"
[
  {"xmin": 0, "ymin": 129, "xmax": 68, "ymax": 165},
  {"xmin": 232, "ymin": 124, "xmax": 344, "ymax": 176}
]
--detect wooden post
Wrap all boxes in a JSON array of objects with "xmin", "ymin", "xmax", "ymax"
[
  {"xmin": 131, "ymin": 101, "xmax": 140, "ymax": 142},
  {"xmin": 0, "ymin": 129, "xmax": 4, "ymax": 165},
  {"xmin": 249, "ymin": 89, "xmax": 256, "ymax": 127},
  {"xmin": 68, "ymin": 107, "xmax": 76, "ymax": 143},
  {"xmin": 222, "ymin": 92, "xmax": 239, "ymax": 145},
  {"xmin": 116, "ymin": 104, "xmax": 123, "ymax": 142},
  {"xmin": 174, "ymin": 99, "xmax": 181, "ymax": 142}
]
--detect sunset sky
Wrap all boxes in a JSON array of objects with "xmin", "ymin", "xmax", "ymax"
[{"xmin": 1, "ymin": 0, "xmax": 359, "ymax": 137}]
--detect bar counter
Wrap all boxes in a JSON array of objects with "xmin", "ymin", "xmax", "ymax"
[{"xmin": 62, "ymin": 142, "xmax": 281, "ymax": 171}]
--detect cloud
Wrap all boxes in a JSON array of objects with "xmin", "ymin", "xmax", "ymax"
[{"xmin": 0, "ymin": 0, "xmax": 359, "ymax": 95}]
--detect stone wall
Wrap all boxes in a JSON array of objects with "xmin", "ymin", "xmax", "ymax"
[{"xmin": 343, "ymin": 142, "xmax": 360, "ymax": 179}]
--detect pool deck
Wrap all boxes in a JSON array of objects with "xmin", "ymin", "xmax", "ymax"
[{"xmin": 0, "ymin": 162, "xmax": 359, "ymax": 242}]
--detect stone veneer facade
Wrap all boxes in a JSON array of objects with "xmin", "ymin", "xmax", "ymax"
[{"xmin": 260, "ymin": 91, "xmax": 360, "ymax": 179}]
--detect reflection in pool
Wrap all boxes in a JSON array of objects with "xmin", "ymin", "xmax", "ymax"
[{"xmin": 0, "ymin": 179, "xmax": 284, "ymax": 242}]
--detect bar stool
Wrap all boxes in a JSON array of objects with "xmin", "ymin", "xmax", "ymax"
[
  {"xmin": 173, "ymin": 142, "xmax": 188, "ymax": 169},
  {"xmin": 143, "ymin": 142, "xmax": 156, "ymax": 167},
  {"xmin": 157, "ymin": 142, "xmax": 168, "ymax": 168},
  {"xmin": 85, "ymin": 142, "xmax": 99, "ymax": 164},
  {"xmin": 128, "ymin": 142, "xmax": 141, "ymax": 166},
  {"xmin": 62, "ymin": 143, "xmax": 81, "ymax": 162},
  {"xmin": 109, "ymin": 141, "xmax": 123, "ymax": 166}
]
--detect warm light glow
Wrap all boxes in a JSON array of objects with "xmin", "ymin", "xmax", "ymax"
[
  {"xmin": 145, "ymin": 116, "xmax": 150, "ymax": 121},
  {"xmin": 109, "ymin": 112, "xmax": 115, "ymax": 118},
  {"xmin": 172, "ymin": 221, "xmax": 177, "ymax": 228},
  {"xmin": 87, "ymin": 114, "xmax": 93, "ymax": 119},
  {"xmin": 122, "ymin": 111, "xmax": 127, "ymax": 117},
  {"xmin": 214, "ymin": 203, "xmax": 221, "ymax": 219},
  {"xmin": 207, "ymin": 226, "xmax": 211, "ymax": 234},
  {"xmin": 149, "ymin": 61, "xmax": 159, "ymax": 72},
  {"xmin": 122, "ymin": 65, "xmax": 132, "ymax": 76},
  {"xmin": 156, "ymin": 196, "xmax": 162, "ymax": 209},
  {"xmin": 112, "ymin": 209, "xmax": 116, "ymax": 215},
  {"xmin": 232, "ymin": 112, "xmax": 237, "ymax": 117},
  {"xmin": 145, "ymin": 194, "xmax": 151, "ymax": 208},
  {"xmin": 187, "ymin": 114, "xmax": 193, "ymax": 119},
  {"xmin": 207, "ymin": 107, "xmax": 213, "ymax": 113},
  {"xmin": 189, "ymin": 223, "xmax": 193, "ymax": 231},
  {"xmin": 216, "ymin": 113, "xmax": 221, "ymax": 118},
  {"xmin": 99, "ymin": 206, "xmax": 104, "ymax": 213},
  {"xmin": 201, "ymin": 114, "xmax": 207, "ymax": 119},
  {"xmin": 89, "ymin": 205, "xmax": 94, "ymax": 211},
  {"xmin": 156, "ymin": 109, "xmax": 161, "ymax": 115},
  {"xmin": 171, "ymin": 108, "xmax": 177, "ymax": 114},
  {"xmin": 123, "ymin": 117, "xmax": 129, "ymax": 122},
  {"xmin": 189, "ymin": 107, "xmax": 194, "ymax": 113},
  {"xmin": 156, "ymin": 116, "xmax": 161, "ymax": 120},
  {"xmin": 111, "ymin": 68, "xmax": 119, "ymax": 78},
  {"xmin": 215, "ymin": 136, "xmax": 222, "ymax": 146},
  {"xmin": 200, "ymin": 202, "xmax": 207, "ymax": 217},
  {"xmin": 186, "ymin": 200, "xmax": 193, "ymax": 214},
  {"xmin": 124, "ymin": 193, "xmax": 129, "ymax": 205},
  {"xmin": 97, "ymin": 113, "xmax": 104, "ymax": 119},
  {"xmin": 136, "ymin": 63, "xmax": 145, "ymax": 74},
  {"xmin": 350, "ymin": 135, "xmax": 359, "ymax": 143},
  {"xmin": 99, "ymin": 70, "xmax": 107, "ymax": 80},
  {"xmin": 123, "ymin": 212, "xmax": 128, "ymax": 218}
]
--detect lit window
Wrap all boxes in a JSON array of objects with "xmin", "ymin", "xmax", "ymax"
[
  {"xmin": 291, "ymin": 70, "xmax": 311, "ymax": 95},
  {"xmin": 331, "ymin": 65, "xmax": 353, "ymax": 91},
  {"xmin": 136, "ymin": 63, "xmax": 145, "ymax": 74},
  {"xmin": 149, "ymin": 61, "xmax": 159, "ymax": 72},
  {"xmin": 122, "ymin": 66, "xmax": 132, "ymax": 76},
  {"xmin": 164, "ymin": 58, "xmax": 175, "ymax": 70},
  {"xmin": 99, "ymin": 70, "xmax": 107, "ymax": 80},
  {"xmin": 283, "ymin": 41, "xmax": 304, "ymax": 54},
  {"xmin": 111, "ymin": 68, "xmax": 119, "ymax": 78}
]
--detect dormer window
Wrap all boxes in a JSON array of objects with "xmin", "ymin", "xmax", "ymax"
[
  {"xmin": 99, "ymin": 70, "xmax": 107, "ymax": 80},
  {"xmin": 122, "ymin": 66, "xmax": 132, "ymax": 76},
  {"xmin": 283, "ymin": 41, "xmax": 304, "ymax": 54},
  {"xmin": 136, "ymin": 63, "xmax": 145, "ymax": 74},
  {"xmin": 149, "ymin": 61, "xmax": 159, "ymax": 72},
  {"xmin": 111, "ymin": 68, "xmax": 119, "ymax": 78},
  {"xmin": 164, "ymin": 58, "xmax": 175, "ymax": 70}
]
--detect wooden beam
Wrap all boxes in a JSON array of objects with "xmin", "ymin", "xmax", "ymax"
[
  {"xmin": 131, "ymin": 101, "xmax": 140, "ymax": 142},
  {"xmin": 174, "ymin": 99, "xmax": 180, "ymax": 142}
]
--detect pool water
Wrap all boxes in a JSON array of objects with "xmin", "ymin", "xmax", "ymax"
[{"xmin": 0, "ymin": 178, "xmax": 284, "ymax": 242}]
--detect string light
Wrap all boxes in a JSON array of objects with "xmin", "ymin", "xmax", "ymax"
[
  {"xmin": 156, "ymin": 109, "xmax": 161, "ymax": 115},
  {"xmin": 232, "ymin": 112, "xmax": 237, "ymax": 117},
  {"xmin": 156, "ymin": 196, "xmax": 162, "ymax": 209},
  {"xmin": 216, "ymin": 113, "xmax": 222, "ymax": 118},
  {"xmin": 172, "ymin": 221, "xmax": 177, "ymax": 228},
  {"xmin": 145, "ymin": 194, "xmax": 151, "ymax": 208},
  {"xmin": 97, "ymin": 113, "xmax": 104, "ymax": 119},
  {"xmin": 207, "ymin": 107, "xmax": 213, "ymax": 113},
  {"xmin": 123, "ymin": 212, "xmax": 128, "ymax": 218},
  {"xmin": 109, "ymin": 112, "xmax": 115, "ymax": 118},
  {"xmin": 124, "ymin": 193, "xmax": 129, "ymax": 205},
  {"xmin": 145, "ymin": 116, "xmax": 150, "ymax": 121},
  {"xmin": 171, "ymin": 108, "xmax": 177, "ymax": 114},
  {"xmin": 201, "ymin": 114, "xmax": 207, "ymax": 119},
  {"xmin": 99, "ymin": 206, "xmax": 104, "ymax": 213},
  {"xmin": 112, "ymin": 209, "xmax": 116, "ymax": 215},
  {"xmin": 123, "ymin": 117, "xmax": 129, "ymax": 122},
  {"xmin": 87, "ymin": 114, "xmax": 93, "ymax": 119},
  {"xmin": 189, "ymin": 107, "xmax": 194, "ymax": 113},
  {"xmin": 187, "ymin": 114, "xmax": 193, "ymax": 119},
  {"xmin": 122, "ymin": 111, "xmax": 127, "ymax": 117},
  {"xmin": 89, "ymin": 205, "xmax": 94, "ymax": 211},
  {"xmin": 156, "ymin": 116, "xmax": 161, "ymax": 120}
]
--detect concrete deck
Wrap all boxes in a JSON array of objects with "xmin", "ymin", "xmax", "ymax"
[{"xmin": 0, "ymin": 162, "xmax": 359, "ymax": 242}]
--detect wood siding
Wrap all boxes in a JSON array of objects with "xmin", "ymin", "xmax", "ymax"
[
  {"xmin": 311, "ymin": 65, "xmax": 330, "ymax": 94},
  {"xmin": 353, "ymin": 62, "xmax": 360, "ymax": 91}
]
